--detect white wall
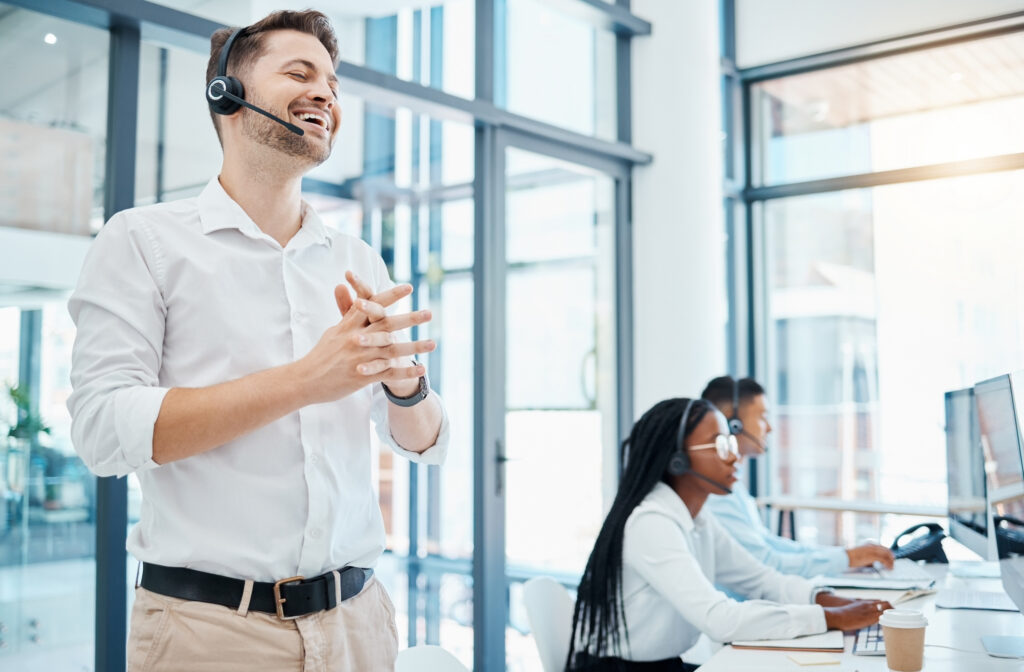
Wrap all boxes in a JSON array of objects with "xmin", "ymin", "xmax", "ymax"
[
  {"xmin": 631, "ymin": 0, "xmax": 728, "ymax": 415},
  {"xmin": 737, "ymin": 0, "xmax": 1024, "ymax": 68}
]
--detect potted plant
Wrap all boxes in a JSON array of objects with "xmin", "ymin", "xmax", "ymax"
[{"xmin": 6, "ymin": 384, "xmax": 51, "ymax": 500}]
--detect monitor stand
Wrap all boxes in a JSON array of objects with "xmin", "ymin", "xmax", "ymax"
[{"xmin": 982, "ymin": 636, "xmax": 1024, "ymax": 658}]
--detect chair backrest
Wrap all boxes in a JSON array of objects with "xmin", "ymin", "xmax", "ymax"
[
  {"xmin": 395, "ymin": 645, "xmax": 470, "ymax": 672},
  {"xmin": 523, "ymin": 576, "xmax": 575, "ymax": 672}
]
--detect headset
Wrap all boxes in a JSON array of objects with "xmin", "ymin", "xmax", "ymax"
[
  {"xmin": 667, "ymin": 399, "xmax": 733, "ymax": 493},
  {"xmin": 728, "ymin": 376, "xmax": 744, "ymax": 436},
  {"xmin": 205, "ymin": 28, "xmax": 304, "ymax": 136}
]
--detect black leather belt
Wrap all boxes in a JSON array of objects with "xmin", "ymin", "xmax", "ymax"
[{"xmin": 141, "ymin": 562, "xmax": 373, "ymax": 620}]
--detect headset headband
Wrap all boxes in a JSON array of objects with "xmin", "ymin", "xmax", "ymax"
[{"xmin": 218, "ymin": 28, "xmax": 245, "ymax": 79}]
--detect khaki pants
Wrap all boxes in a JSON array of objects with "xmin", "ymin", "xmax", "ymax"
[{"xmin": 127, "ymin": 577, "xmax": 399, "ymax": 672}]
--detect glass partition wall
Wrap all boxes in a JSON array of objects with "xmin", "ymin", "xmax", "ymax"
[
  {"xmin": 0, "ymin": 1, "xmax": 649, "ymax": 670},
  {"xmin": 734, "ymin": 13, "xmax": 1024, "ymax": 553}
]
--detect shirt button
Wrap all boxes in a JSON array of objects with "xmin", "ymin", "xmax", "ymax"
[
  {"xmin": 310, "ymin": 454, "xmax": 319, "ymax": 465},
  {"xmin": 310, "ymin": 528, "xmax": 322, "ymax": 540},
  {"xmin": 292, "ymin": 310, "xmax": 304, "ymax": 322}
]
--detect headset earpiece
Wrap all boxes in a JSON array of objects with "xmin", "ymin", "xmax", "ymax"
[
  {"xmin": 207, "ymin": 28, "xmax": 246, "ymax": 116},
  {"xmin": 668, "ymin": 399, "xmax": 698, "ymax": 476},
  {"xmin": 207, "ymin": 75, "xmax": 245, "ymax": 115},
  {"xmin": 729, "ymin": 376, "xmax": 744, "ymax": 436}
]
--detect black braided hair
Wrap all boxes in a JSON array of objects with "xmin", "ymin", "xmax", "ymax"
[{"xmin": 565, "ymin": 397, "xmax": 711, "ymax": 670}]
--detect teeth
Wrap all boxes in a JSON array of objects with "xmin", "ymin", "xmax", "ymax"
[{"xmin": 296, "ymin": 112, "xmax": 327, "ymax": 128}]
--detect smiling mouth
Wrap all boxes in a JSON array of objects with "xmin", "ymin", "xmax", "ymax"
[{"xmin": 293, "ymin": 112, "xmax": 329, "ymax": 132}]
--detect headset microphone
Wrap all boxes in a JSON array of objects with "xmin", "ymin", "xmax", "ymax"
[
  {"xmin": 686, "ymin": 468, "xmax": 733, "ymax": 494},
  {"xmin": 207, "ymin": 81, "xmax": 304, "ymax": 136},
  {"xmin": 206, "ymin": 28, "xmax": 304, "ymax": 137}
]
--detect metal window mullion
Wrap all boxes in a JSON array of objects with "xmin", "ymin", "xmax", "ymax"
[
  {"xmin": 98, "ymin": 19, "xmax": 140, "ymax": 672},
  {"xmin": 472, "ymin": 123, "xmax": 507, "ymax": 672},
  {"xmin": 615, "ymin": 177, "xmax": 633, "ymax": 478}
]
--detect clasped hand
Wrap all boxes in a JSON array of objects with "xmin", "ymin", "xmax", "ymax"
[{"xmin": 298, "ymin": 271, "xmax": 435, "ymax": 404}]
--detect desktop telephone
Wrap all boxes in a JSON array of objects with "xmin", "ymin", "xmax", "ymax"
[
  {"xmin": 994, "ymin": 515, "xmax": 1024, "ymax": 559},
  {"xmin": 890, "ymin": 523, "xmax": 948, "ymax": 563}
]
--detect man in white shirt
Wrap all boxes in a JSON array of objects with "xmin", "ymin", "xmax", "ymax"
[
  {"xmin": 701, "ymin": 376, "xmax": 893, "ymax": 578},
  {"xmin": 67, "ymin": 10, "xmax": 447, "ymax": 671}
]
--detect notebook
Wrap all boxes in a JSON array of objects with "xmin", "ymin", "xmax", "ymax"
[{"xmin": 731, "ymin": 629, "xmax": 844, "ymax": 652}]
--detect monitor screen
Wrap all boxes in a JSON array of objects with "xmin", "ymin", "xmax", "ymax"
[
  {"xmin": 946, "ymin": 387, "xmax": 988, "ymax": 557},
  {"xmin": 975, "ymin": 374, "xmax": 1024, "ymax": 497}
]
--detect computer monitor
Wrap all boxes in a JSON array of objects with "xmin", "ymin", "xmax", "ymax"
[
  {"xmin": 945, "ymin": 386, "xmax": 991, "ymax": 560},
  {"xmin": 976, "ymin": 373, "xmax": 1024, "ymax": 559}
]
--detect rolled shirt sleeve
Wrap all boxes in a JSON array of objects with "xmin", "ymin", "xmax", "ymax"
[
  {"xmin": 67, "ymin": 213, "xmax": 169, "ymax": 477},
  {"xmin": 622, "ymin": 509, "xmax": 827, "ymax": 645},
  {"xmin": 370, "ymin": 383, "xmax": 450, "ymax": 465}
]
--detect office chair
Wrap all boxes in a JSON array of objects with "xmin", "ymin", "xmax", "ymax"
[
  {"xmin": 395, "ymin": 645, "xmax": 470, "ymax": 672},
  {"xmin": 523, "ymin": 577, "xmax": 575, "ymax": 672}
]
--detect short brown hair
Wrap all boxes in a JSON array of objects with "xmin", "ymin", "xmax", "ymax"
[{"xmin": 206, "ymin": 9, "xmax": 339, "ymax": 143}]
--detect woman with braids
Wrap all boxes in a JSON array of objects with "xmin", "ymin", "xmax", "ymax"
[{"xmin": 566, "ymin": 398, "xmax": 891, "ymax": 671}]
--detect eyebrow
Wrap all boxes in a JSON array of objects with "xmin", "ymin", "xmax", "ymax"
[{"xmin": 281, "ymin": 59, "xmax": 339, "ymax": 87}]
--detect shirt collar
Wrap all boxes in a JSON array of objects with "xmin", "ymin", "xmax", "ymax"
[
  {"xmin": 649, "ymin": 481, "xmax": 698, "ymax": 532},
  {"xmin": 198, "ymin": 177, "xmax": 331, "ymax": 248}
]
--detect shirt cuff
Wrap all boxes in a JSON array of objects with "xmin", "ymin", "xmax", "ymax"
[
  {"xmin": 389, "ymin": 393, "xmax": 450, "ymax": 466},
  {"xmin": 790, "ymin": 604, "xmax": 828, "ymax": 635},
  {"xmin": 114, "ymin": 385, "xmax": 170, "ymax": 474}
]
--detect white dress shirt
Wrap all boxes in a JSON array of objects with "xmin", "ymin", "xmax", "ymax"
[
  {"xmin": 706, "ymin": 480, "xmax": 850, "ymax": 578},
  {"xmin": 67, "ymin": 177, "xmax": 449, "ymax": 582},
  {"xmin": 616, "ymin": 482, "xmax": 826, "ymax": 661}
]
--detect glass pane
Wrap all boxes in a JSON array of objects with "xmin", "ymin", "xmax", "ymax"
[
  {"xmin": 504, "ymin": 148, "xmax": 617, "ymax": 669},
  {"xmin": 503, "ymin": 0, "xmax": 617, "ymax": 140},
  {"xmin": 0, "ymin": 4, "xmax": 106, "ymax": 667},
  {"xmin": 753, "ymin": 31, "xmax": 1024, "ymax": 185},
  {"xmin": 765, "ymin": 171, "xmax": 1024, "ymax": 527},
  {"xmin": 136, "ymin": 43, "xmax": 222, "ymax": 204},
  {"xmin": 0, "ymin": 5, "xmax": 108, "ymax": 236},
  {"xmin": 149, "ymin": 0, "xmax": 474, "ymax": 99}
]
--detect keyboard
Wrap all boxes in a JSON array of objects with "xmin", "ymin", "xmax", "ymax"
[{"xmin": 852, "ymin": 622, "xmax": 886, "ymax": 655}]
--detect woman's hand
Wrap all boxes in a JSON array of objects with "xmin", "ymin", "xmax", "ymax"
[{"xmin": 822, "ymin": 599, "xmax": 893, "ymax": 631}]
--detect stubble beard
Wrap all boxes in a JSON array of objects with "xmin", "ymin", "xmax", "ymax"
[{"xmin": 240, "ymin": 95, "xmax": 331, "ymax": 167}]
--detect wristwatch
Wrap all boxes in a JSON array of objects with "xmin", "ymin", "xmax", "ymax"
[{"xmin": 381, "ymin": 368, "xmax": 430, "ymax": 407}]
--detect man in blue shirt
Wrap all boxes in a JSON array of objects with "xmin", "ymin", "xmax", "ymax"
[{"xmin": 701, "ymin": 376, "xmax": 894, "ymax": 577}]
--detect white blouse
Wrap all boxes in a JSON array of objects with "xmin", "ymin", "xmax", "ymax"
[{"xmin": 615, "ymin": 482, "xmax": 826, "ymax": 660}]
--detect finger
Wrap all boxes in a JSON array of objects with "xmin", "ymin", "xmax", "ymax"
[
  {"xmin": 879, "ymin": 601, "xmax": 893, "ymax": 611},
  {"xmin": 372, "ymin": 339, "xmax": 437, "ymax": 360},
  {"xmin": 356, "ymin": 358, "xmax": 392, "ymax": 376},
  {"xmin": 346, "ymin": 271, "xmax": 375, "ymax": 300},
  {"xmin": 358, "ymin": 332, "xmax": 397, "ymax": 347},
  {"xmin": 354, "ymin": 298, "xmax": 388, "ymax": 322},
  {"xmin": 371, "ymin": 310, "xmax": 433, "ymax": 333},
  {"xmin": 368, "ymin": 283, "xmax": 414, "ymax": 310},
  {"xmin": 375, "ymin": 362, "xmax": 426, "ymax": 383},
  {"xmin": 335, "ymin": 284, "xmax": 354, "ymax": 316}
]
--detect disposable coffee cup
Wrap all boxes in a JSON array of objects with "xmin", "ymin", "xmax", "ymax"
[{"xmin": 879, "ymin": 608, "xmax": 928, "ymax": 672}]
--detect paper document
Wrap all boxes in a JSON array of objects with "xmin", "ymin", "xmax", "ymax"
[
  {"xmin": 936, "ymin": 589, "xmax": 1017, "ymax": 611},
  {"xmin": 817, "ymin": 558, "xmax": 935, "ymax": 590},
  {"xmin": 731, "ymin": 629, "xmax": 844, "ymax": 652}
]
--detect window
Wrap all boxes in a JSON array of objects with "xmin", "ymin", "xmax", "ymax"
[
  {"xmin": 748, "ymin": 29, "xmax": 1024, "ymax": 549},
  {"xmin": 0, "ymin": 3, "xmax": 106, "ymax": 665}
]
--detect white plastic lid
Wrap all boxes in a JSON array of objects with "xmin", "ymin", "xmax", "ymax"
[{"xmin": 879, "ymin": 608, "xmax": 928, "ymax": 629}]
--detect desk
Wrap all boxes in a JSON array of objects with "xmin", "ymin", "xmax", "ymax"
[{"xmin": 698, "ymin": 565, "xmax": 1024, "ymax": 671}]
